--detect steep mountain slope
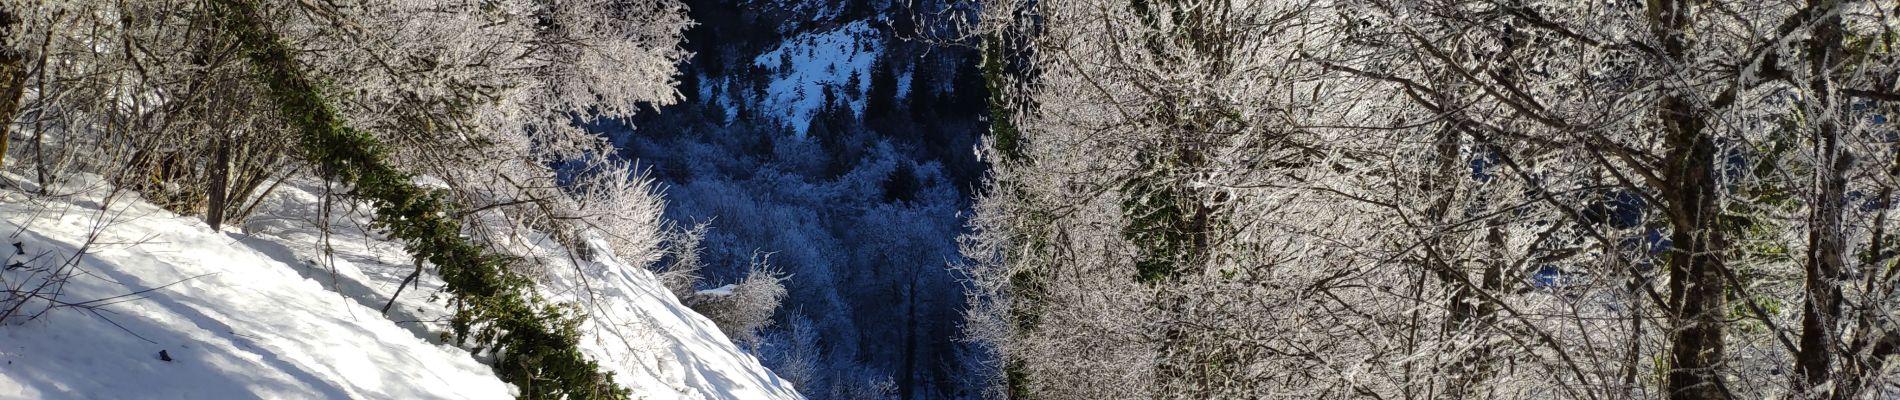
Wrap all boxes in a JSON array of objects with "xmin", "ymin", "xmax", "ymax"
[{"xmin": 0, "ymin": 171, "xmax": 800, "ymax": 399}]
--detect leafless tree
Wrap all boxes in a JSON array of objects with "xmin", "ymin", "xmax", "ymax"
[{"xmin": 963, "ymin": 0, "xmax": 1900, "ymax": 398}]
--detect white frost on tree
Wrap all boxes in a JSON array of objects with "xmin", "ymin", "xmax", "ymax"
[{"xmin": 963, "ymin": 0, "xmax": 1900, "ymax": 398}]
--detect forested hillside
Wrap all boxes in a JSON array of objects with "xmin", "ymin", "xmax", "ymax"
[{"xmin": 605, "ymin": 0, "xmax": 992, "ymax": 398}]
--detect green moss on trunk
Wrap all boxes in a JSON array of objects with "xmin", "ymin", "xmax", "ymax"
[{"xmin": 208, "ymin": 1, "xmax": 627, "ymax": 398}]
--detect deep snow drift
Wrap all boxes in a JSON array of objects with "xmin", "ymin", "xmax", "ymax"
[{"xmin": 0, "ymin": 172, "xmax": 800, "ymax": 399}]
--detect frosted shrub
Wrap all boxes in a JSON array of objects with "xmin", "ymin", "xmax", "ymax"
[
  {"xmin": 657, "ymin": 222, "xmax": 712, "ymax": 299},
  {"xmin": 686, "ymin": 254, "xmax": 787, "ymax": 346},
  {"xmin": 762, "ymin": 313, "xmax": 826, "ymax": 393}
]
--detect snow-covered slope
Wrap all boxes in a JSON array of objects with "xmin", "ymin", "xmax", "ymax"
[
  {"xmin": 0, "ymin": 172, "xmax": 799, "ymax": 399},
  {"xmin": 751, "ymin": 20, "xmax": 881, "ymax": 138},
  {"xmin": 0, "ymin": 175, "xmax": 511, "ymax": 399}
]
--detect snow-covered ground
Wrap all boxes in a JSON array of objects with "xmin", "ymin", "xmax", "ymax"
[{"xmin": 0, "ymin": 171, "xmax": 800, "ymax": 399}]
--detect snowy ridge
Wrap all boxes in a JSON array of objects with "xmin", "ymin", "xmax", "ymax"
[{"xmin": 0, "ymin": 172, "xmax": 800, "ymax": 399}]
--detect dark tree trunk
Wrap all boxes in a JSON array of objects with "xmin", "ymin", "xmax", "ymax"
[
  {"xmin": 1659, "ymin": 96, "xmax": 1730, "ymax": 400},
  {"xmin": 1648, "ymin": 0, "xmax": 1730, "ymax": 397},
  {"xmin": 205, "ymin": 137, "xmax": 233, "ymax": 230},
  {"xmin": 0, "ymin": 7, "xmax": 28, "ymax": 171},
  {"xmin": 1796, "ymin": 0, "xmax": 1847, "ymax": 393}
]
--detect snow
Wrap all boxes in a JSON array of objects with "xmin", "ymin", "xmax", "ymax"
[
  {"xmin": 0, "ymin": 171, "xmax": 800, "ymax": 399},
  {"xmin": 894, "ymin": 69, "xmax": 913, "ymax": 100},
  {"xmin": 752, "ymin": 21, "xmax": 881, "ymax": 138},
  {"xmin": 695, "ymin": 285, "xmax": 737, "ymax": 297},
  {"xmin": 0, "ymin": 174, "xmax": 511, "ymax": 399},
  {"xmin": 532, "ymin": 235, "xmax": 799, "ymax": 400}
]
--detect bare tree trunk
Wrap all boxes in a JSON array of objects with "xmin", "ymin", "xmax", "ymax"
[
  {"xmin": 1796, "ymin": 0, "xmax": 1847, "ymax": 394},
  {"xmin": 1659, "ymin": 98, "xmax": 1729, "ymax": 400},
  {"xmin": 1656, "ymin": 96, "xmax": 1733, "ymax": 400},
  {"xmin": 1650, "ymin": 1, "xmax": 1729, "ymax": 398},
  {"xmin": 0, "ymin": 7, "xmax": 28, "ymax": 172},
  {"xmin": 205, "ymin": 137, "xmax": 232, "ymax": 230}
]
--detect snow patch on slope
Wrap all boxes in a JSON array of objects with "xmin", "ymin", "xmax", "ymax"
[{"xmin": 753, "ymin": 21, "xmax": 881, "ymax": 138}]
